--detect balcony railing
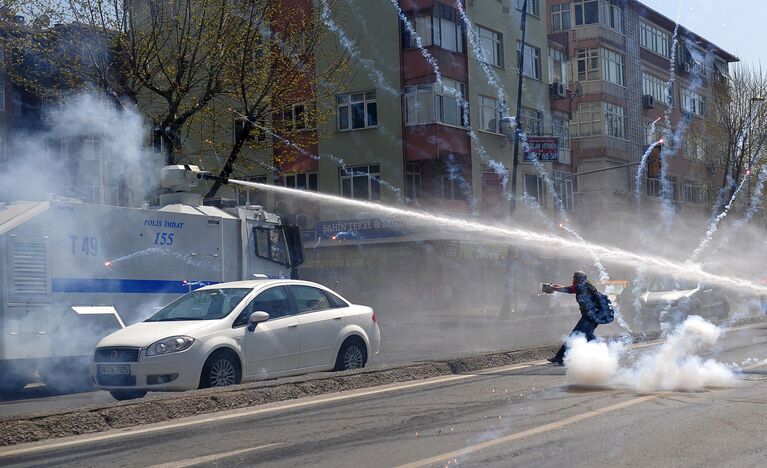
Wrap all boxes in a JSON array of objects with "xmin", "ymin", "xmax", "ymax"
[
  {"xmin": 572, "ymin": 135, "xmax": 631, "ymax": 160},
  {"xmin": 580, "ymin": 80, "xmax": 627, "ymax": 101},
  {"xmin": 572, "ymin": 25, "xmax": 625, "ymax": 48}
]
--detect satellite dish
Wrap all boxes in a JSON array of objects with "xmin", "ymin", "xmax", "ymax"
[{"xmin": 571, "ymin": 82, "xmax": 583, "ymax": 100}]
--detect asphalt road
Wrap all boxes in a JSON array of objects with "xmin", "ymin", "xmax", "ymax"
[
  {"xmin": 0, "ymin": 307, "xmax": 593, "ymax": 416},
  {"xmin": 2, "ymin": 321, "xmax": 765, "ymax": 467}
]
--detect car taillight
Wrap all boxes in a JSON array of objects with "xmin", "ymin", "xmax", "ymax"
[{"xmin": 371, "ymin": 310, "xmax": 377, "ymax": 323}]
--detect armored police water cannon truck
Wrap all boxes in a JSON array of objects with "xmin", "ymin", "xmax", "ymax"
[{"xmin": 0, "ymin": 165, "xmax": 303, "ymax": 393}]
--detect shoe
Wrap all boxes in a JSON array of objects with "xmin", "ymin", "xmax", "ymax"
[{"xmin": 547, "ymin": 358, "xmax": 563, "ymax": 366}]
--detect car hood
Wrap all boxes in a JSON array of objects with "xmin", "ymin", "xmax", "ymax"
[
  {"xmin": 642, "ymin": 289, "xmax": 696, "ymax": 305},
  {"xmin": 97, "ymin": 320, "xmax": 217, "ymax": 348}
]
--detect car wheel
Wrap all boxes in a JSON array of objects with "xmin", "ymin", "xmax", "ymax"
[
  {"xmin": 334, "ymin": 337, "xmax": 367, "ymax": 371},
  {"xmin": 109, "ymin": 390, "xmax": 147, "ymax": 401},
  {"xmin": 200, "ymin": 350, "xmax": 241, "ymax": 389}
]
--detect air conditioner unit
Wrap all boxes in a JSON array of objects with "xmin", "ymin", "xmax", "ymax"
[
  {"xmin": 549, "ymin": 82, "xmax": 567, "ymax": 99},
  {"xmin": 642, "ymin": 94, "xmax": 655, "ymax": 109}
]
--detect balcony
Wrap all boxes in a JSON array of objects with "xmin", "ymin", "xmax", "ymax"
[
  {"xmin": 572, "ymin": 135, "xmax": 631, "ymax": 161},
  {"xmin": 571, "ymin": 25, "xmax": 625, "ymax": 48},
  {"xmin": 579, "ymin": 81, "xmax": 627, "ymax": 101}
]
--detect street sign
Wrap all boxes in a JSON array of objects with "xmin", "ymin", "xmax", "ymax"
[{"xmin": 524, "ymin": 136, "xmax": 559, "ymax": 162}]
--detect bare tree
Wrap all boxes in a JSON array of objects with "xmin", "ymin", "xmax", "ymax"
[
  {"xmin": 705, "ymin": 64, "xmax": 767, "ymax": 210},
  {"xmin": 203, "ymin": 0, "xmax": 349, "ymax": 198}
]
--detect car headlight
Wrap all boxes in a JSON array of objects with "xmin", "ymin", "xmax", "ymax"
[{"xmin": 146, "ymin": 336, "xmax": 195, "ymax": 356}]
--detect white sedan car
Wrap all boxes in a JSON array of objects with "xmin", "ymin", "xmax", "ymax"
[{"xmin": 91, "ymin": 279, "xmax": 380, "ymax": 400}]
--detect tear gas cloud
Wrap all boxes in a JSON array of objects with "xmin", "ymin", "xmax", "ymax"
[
  {"xmin": 564, "ymin": 316, "xmax": 738, "ymax": 392},
  {"xmin": 0, "ymin": 93, "xmax": 158, "ymax": 205}
]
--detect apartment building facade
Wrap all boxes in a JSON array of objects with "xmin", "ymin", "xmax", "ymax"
[
  {"xmin": 546, "ymin": 0, "xmax": 738, "ymax": 226},
  {"xmin": 256, "ymin": 0, "xmax": 573, "ymax": 237}
]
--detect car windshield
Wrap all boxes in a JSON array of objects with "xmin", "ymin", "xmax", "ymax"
[
  {"xmin": 647, "ymin": 277, "xmax": 699, "ymax": 292},
  {"xmin": 146, "ymin": 288, "xmax": 251, "ymax": 322}
]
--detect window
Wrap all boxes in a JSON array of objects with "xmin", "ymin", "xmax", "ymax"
[
  {"xmin": 524, "ymin": 173, "xmax": 546, "ymax": 207},
  {"xmin": 237, "ymin": 175, "xmax": 268, "ymax": 206},
  {"xmin": 477, "ymin": 26, "xmax": 503, "ymax": 67},
  {"xmin": 601, "ymin": 48, "xmax": 624, "ymax": 86},
  {"xmin": 552, "ymin": 112, "xmax": 570, "ymax": 149},
  {"xmin": 604, "ymin": 103, "xmax": 625, "ymax": 138},
  {"xmin": 552, "ymin": 3, "xmax": 571, "ymax": 31},
  {"xmin": 681, "ymin": 88, "xmax": 706, "ymax": 116},
  {"xmin": 437, "ymin": 78, "xmax": 466, "ymax": 126},
  {"xmin": 479, "ymin": 95, "xmax": 501, "ymax": 133},
  {"xmin": 402, "ymin": 13, "xmax": 434, "ymax": 48},
  {"xmin": 517, "ymin": 42, "xmax": 541, "ymax": 80},
  {"xmin": 640, "ymin": 22, "xmax": 671, "ymax": 58},
  {"xmin": 0, "ymin": 133, "xmax": 6, "ymax": 163},
  {"xmin": 152, "ymin": 128, "xmax": 165, "ymax": 154},
  {"xmin": 254, "ymin": 227, "xmax": 290, "ymax": 265},
  {"xmin": 514, "ymin": 0, "xmax": 540, "ymax": 16},
  {"xmin": 521, "ymin": 107, "xmax": 543, "ymax": 136},
  {"xmin": 0, "ymin": 75, "xmax": 5, "ymax": 112},
  {"xmin": 233, "ymin": 118, "xmax": 266, "ymax": 144},
  {"xmin": 403, "ymin": 4, "xmax": 465, "ymax": 54},
  {"xmin": 601, "ymin": 0, "xmax": 623, "ymax": 33},
  {"xmin": 576, "ymin": 48, "xmax": 600, "ymax": 81},
  {"xmin": 337, "ymin": 91, "xmax": 377, "ymax": 131},
  {"xmin": 282, "ymin": 103, "xmax": 313, "ymax": 132},
  {"xmin": 647, "ymin": 176, "xmax": 679, "ymax": 199},
  {"xmin": 549, "ymin": 48, "xmax": 568, "ymax": 84},
  {"xmin": 553, "ymin": 170, "xmax": 574, "ymax": 212},
  {"xmin": 404, "ymin": 84, "xmax": 435, "ymax": 125},
  {"xmin": 83, "ymin": 136, "xmax": 100, "ymax": 161},
  {"xmin": 283, "ymin": 172, "xmax": 318, "ymax": 191},
  {"xmin": 324, "ymin": 290, "xmax": 349, "ymax": 308},
  {"xmin": 441, "ymin": 161, "xmax": 466, "ymax": 200},
  {"xmin": 147, "ymin": 288, "xmax": 252, "ymax": 322},
  {"xmin": 684, "ymin": 137, "xmax": 706, "ymax": 161},
  {"xmin": 573, "ymin": 0, "xmax": 598, "ymax": 26},
  {"xmin": 571, "ymin": 101, "xmax": 602, "ymax": 137},
  {"xmin": 405, "ymin": 163, "xmax": 421, "ymax": 201},
  {"xmin": 234, "ymin": 286, "xmax": 291, "ymax": 326},
  {"xmin": 60, "ymin": 135, "xmax": 70, "ymax": 160},
  {"xmin": 684, "ymin": 179, "xmax": 706, "ymax": 204},
  {"xmin": 290, "ymin": 285, "xmax": 331, "ymax": 313},
  {"xmin": 404, "ymin": 79, "xmax": 467, "ymax": 127},
  {"xmin": 12, "ymin": 92, "xmax": 21, "ymax": 117},
  {"xmin": 341, "ymin": 164, "xmax": 380, "ymax": 200},
  {"xmin": 642, "ymin": 73, "xmax": 673, "ymax": 106}
]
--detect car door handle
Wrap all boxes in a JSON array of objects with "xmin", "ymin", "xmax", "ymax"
[
  {"xmin": 333, "ymin": 316, "xmax": 343, "ymax": 320},
  {"xmin": 288, "ymin": 324, "xmax": 299, "ymax": 328}
]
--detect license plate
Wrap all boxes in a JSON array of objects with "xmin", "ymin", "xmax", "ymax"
[{"xmin": 97, "ymin": 364, "xmax": 130, "ymax": 375}]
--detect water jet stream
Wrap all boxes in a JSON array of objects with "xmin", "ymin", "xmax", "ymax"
[{"xmin": 229, "ymin": 179, "xmax": 767, "ymax": 296}]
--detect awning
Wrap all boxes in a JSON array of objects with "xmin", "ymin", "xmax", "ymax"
[{"xmin": 714, "ymin": 60, "xmax": 730, "ymax": 79}]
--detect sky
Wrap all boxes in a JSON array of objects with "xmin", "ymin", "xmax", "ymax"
[{"xmin": 640, "ymin": 0, "xmax": 764, "ymax": 67}]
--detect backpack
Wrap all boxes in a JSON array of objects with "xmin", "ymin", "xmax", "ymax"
[{"xmin": 589, "ymin": 291, "xmax": 615, "ymax": 324}]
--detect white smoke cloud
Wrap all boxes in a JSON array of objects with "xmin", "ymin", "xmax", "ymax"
[
  {"xmin": 0, "ymin": 92, "xmax": 158, "ymax": 206},
  {"xmin": 565, "ymin": 316, "xmax": 738, "ymax": 392}
]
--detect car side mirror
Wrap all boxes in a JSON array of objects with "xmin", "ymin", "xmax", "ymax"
[{"xmin": 247, "ymin": 311, "xmax": 270, "ymax": 331}]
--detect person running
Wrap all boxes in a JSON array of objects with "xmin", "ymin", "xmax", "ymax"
[{"xmin": 543, "ymin": 271, "xmax": 601, "ymax": 365}]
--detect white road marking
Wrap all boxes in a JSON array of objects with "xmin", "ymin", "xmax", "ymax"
[{"xmin": 147, "ymin": 443, "xmax": 281, "ymax": 468}]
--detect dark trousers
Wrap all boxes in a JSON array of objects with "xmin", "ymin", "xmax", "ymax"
[{"xmin": 551, "ymin": 316, "xmax": 598, "ymax": 363}]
